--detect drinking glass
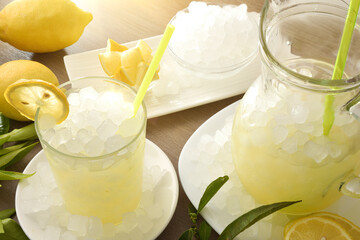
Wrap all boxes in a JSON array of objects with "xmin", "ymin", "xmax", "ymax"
[{"xmin": 35, "ymin": 77, "xmax": 147, "ymax": 223}]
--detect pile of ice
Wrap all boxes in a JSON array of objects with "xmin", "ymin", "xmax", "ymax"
[
  {"xmin": 236, "ymin": 76, "xmax": 360, "ymax": 165},
  {"xmin": 149, "ymin": 2, "xmax": 259, "ymax": 98},
  {"xmin": 18, "ymin": 161, "xmax": 171, "ymax": 240},
  {"xmin": 169, "ymin": 1, "xmax": 258, "ymax": 69},
  {"xmin": 39, "ymin": 86, "xmax": 143, "ymax": 157},
  {"xmin": 189, "ymin": 115, "xmax": 292, "ymax": 239}
]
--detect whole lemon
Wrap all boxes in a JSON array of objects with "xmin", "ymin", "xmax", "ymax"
[
  {"xmin": 0, "ymin": 60, "xmax": 59, "ymax": 121},
  {"xmin": 0, "ymin": 0, "xmax": 93, "ymax": 53}
]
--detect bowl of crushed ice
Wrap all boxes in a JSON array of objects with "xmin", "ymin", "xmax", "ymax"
[{"xmin": 167, "ymin": 2, "xmax": 259, "ymax": 78}]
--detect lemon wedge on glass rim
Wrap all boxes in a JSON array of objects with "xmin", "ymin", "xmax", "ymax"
[{"xmin": 4, "ymin": 79, "xmax": 69, "ymax": 124}]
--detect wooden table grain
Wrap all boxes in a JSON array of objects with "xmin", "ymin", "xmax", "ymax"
[{"xmin": 0, "ymin": 0, "xmax": 264, "ymax": 239}]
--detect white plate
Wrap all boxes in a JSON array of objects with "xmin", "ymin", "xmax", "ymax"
[
  {"xmin": 178, "ymin": 100, "xmax": 360, "ymax": 239},
  {"xmin": 16, "ymin": 139, "xmax": 179, "ymax": 240},
  {"xmin": 64, "ymin": 14, "xmax": 261, "ymax": 119}
]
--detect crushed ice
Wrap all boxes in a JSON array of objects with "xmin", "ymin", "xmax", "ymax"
[{"xmin": 148, "ymin": 2, "xmax": 259, "ymax": 98}]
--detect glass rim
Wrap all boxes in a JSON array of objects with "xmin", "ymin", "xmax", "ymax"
[
  {"xmin": 35, "ymin": 76, "xmax": 147, "ymax": 161},
  {"xmin": 259, "ymin": 0, "xmax": 360, "ymax": 91},
  {"xmin": 167, "ymin": 3, "xmax": 260, "ymax": 74}
]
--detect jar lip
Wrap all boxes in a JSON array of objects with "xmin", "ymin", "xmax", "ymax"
[
  {"xmin": 167, "ymin": 3, "xmax": 259, "ymax": 74},
  {"xmin": 259, "ymin": 0, "xmax": 360, "ymax": 90},
  {"xmin": 34, "ymin": 76, "xmax": 147, "ymax": 161}
]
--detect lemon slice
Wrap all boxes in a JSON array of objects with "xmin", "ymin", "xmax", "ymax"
[
  {"xmin": 311, "ymin": 212, "xmax": 360, "ymax": 239},
  {"xmin": 99, "ymin": 51, "xmax": 122, "ymax": 76},
  {"xmin": 284, "ymin": 215, "xmax": 353, "ymax": 240},
  {"xmin": 99, "ymin": 38, "xmax": 159, "ymax": 87},
  {"xmin": 4, "ymin": 79, "xmax": 69, "ymax": 123},
  {"xmin": 136, "ymin": 39, "xmax": 153, "ymax": 63},
  {"xmin": 106, "ymin": 38, "xmax": 128, "ymax": 52}
]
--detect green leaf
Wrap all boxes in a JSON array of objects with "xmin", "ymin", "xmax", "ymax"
[
  {"xmin": 199, "ymin": 221, "xmax": 211, "ymax": 240},
  {"xmin": 0, "ymin": 218, "xmax": 29, "ymax": 240},
  {"xmin": 198, "ymin": 176, "xmax": 229, "ymax": 213},
  {"xmin": 0, "ymin": 221, "xmax": 3, "ymax": 234},
  {"xmin": 179, "ymin": 229, "xmax": 194, "ymax": 240},
  {"xmin": 0, "ymin": 209, "xmax": 15, "ymax": 220},
  {"xmin": 218, "ymin": 200, "xmax": 301, "ymax": 240},
  {"xmin": 0, "ymin": 170, "xmax": 34, "ymax": 181},
  {"xmin": 0, "ymin": 137, "xmax": 9, "ymax": 150},
  {"xmin": 0, "ymin": 123, "xmax": 37, "ymax": 144},
  {"xmin": 0, "ymin": 141, "xmax": 32, "ymax": 156},
  {"xmin": 0, "ymin": 114, "xmax": 10, "ymax": 136},
  {"xmin": 0, "ymin": 142, "xmax": 38, "ymax": 169}
]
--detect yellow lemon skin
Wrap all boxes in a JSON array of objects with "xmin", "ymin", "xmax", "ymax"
[
  {"xmin": 0, "ymin": 0, "xmax": 93, "ymax": 53},
  {"xmin": 0, "ymin": 60, "xmax": 59, "ymax": 121}
]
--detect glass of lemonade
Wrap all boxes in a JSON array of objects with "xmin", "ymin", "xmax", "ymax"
[
  {"xmin": 35, "ymin": 76, "xmax": 146, "ymax": 224},
  {"xmin": 232, "ymin": 0, "xmax": 360, "ymax": 214}
]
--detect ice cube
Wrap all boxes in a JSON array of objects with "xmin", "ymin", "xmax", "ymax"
[
  {"xmin": 290, "ymin": 104, "xmax": 309, "ymax": 124},
  {"xmin": 65, "ymin": 138, "xmax": 84, "ymax": 154},
  {"xmin": 42, "ymin": 128, "xmax": 55, "ymax": 142},
  {"xmin": 43, "ymin": 225, "xmax": 61, "ymax": 240},
  {"xmin": 304, "ymin": 140, "xmax": 328, "ymax": 163},
  {"xmin": 67, "ymin": 92, "xmax": 80, "ymax": 106},
  {"xmin": 76, "ymin": 128, "xmax": 93, "ymax": 144},
  {"xmin": 102, "ymin": 223, "xmax": 116, "ymax": 237},
  {"xmin": 137, "ymin": 215, "xmax": 153, "ymax": 234},
  {"xmin": 104, "ymin": 134, "xmax": 126, "ymax": 153},
  {"xmin": 67, "ymin": 214, "xmax": 88, "ymax": 236},
  {"xmin": 281, "ymin": 136, "xmax": 298, "ymax": 154},
  {"xmin": 145, "ymin": 202, "xmax": 163, "ymax": 219},
  {"xmin": 97, "ymin": 119, "xmax": 118, "ymax": 140},
  {"xmin": 85, "ymin": 110, "xmax": 105, "ymax": 129},
  {"xmin": 84, "ymin": 136, "xmax": 104, "ymax": 156},
  {"xmin": 214, "ymin": 130, "xmax": 228, "ymax": 147},
  {"xmin": 122, "ymin": 212, "xmax": 138, "ymax": 230},
  {"xmin": 118, "ymin": 117, "xmax": 142, "ymax": 138},
  {"xmin": 272, "ymin": 125, "xmax": 288, "ymax": 144},
  {"xmin": 87, "ymin": 216, "xmax": 103, "ymax": 238},
  {"xmin": 61, "ymin": 231, "xmax": 77, "ymax": 240},
  {"xmin": 79, "ymin": 86, "xmax": 99, "ymax": 101}
]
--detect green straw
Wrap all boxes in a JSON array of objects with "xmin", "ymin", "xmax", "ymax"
[
  {"xmin": 133, "ymin": 24, "xmax": 175, "ymax": 116},
  {"xmin": 323, "ymin": 0, "xmax": 360, "ymax": 136}
]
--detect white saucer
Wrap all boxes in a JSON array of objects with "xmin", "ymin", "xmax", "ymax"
[
  {"xmin": 179, "ymin": 100, "xmax": 360, "ymax": 239},
  {"xmin": 16, "ymin": 139, "xmax": 179, "ymax": 240}
]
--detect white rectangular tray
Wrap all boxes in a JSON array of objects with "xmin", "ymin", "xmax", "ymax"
[{"xmin": 64, "ymin": 35, "xmax": 261, "ymax": 119}]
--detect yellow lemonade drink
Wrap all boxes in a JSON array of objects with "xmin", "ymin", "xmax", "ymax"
[
  {"xmin": 35, "ymin": 77, "xmax": 146, "ymax": 224},
  {"xmin": 232, "ymin": 76, "xmax": 360, "ymax": 214}
]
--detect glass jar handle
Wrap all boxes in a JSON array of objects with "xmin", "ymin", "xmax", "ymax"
[
  {"xmin": 343, "ymin": 90, "xmax": 360, "ymax": 120},
  {"xmin": 340, "ymin": 175, "xmax": 360, "ymax": 197}
]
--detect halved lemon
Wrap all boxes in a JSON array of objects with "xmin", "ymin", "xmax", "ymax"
[
  {"xmin": 284, "ymin": 215, "xmax": 353, "ymax": 240},
  {"xmin": 4, "ymin": 79, "xmax": 69, "ymax": 124}
]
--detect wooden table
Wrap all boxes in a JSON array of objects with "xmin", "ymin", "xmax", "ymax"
[{"xmin": 0, "ymin": 0, "xmax": 264, "ymax": 239}]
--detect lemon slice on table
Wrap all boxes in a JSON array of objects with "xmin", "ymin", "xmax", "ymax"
[
  {"xmin": 284, "ymin": 215, "xmax": 353, "ymax": 240},
  {"xmin": 311, "ymin": 212, "xmax": 360, "ymax": 239},
  {"xmin": 4, "ymin": 79, "xmax": 69, "ymax": 123}
]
